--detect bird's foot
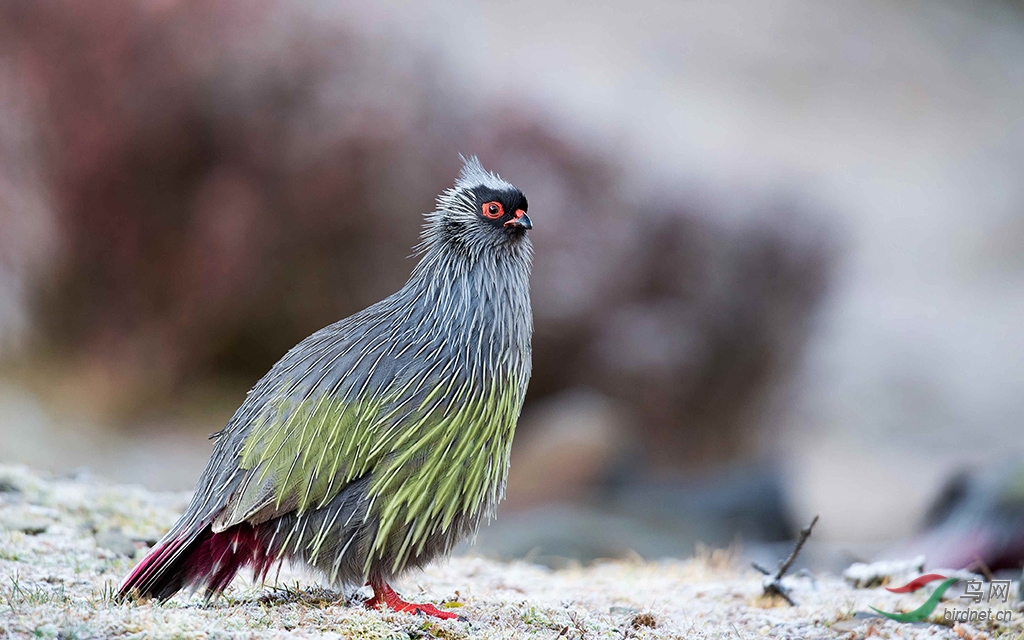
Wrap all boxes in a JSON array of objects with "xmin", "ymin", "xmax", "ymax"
[{"xmin": 365, "ymin": 581, "xmax": 464, "ymax": 621}]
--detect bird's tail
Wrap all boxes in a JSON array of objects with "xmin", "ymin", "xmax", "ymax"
[{"xmin": 118, "ymin": 523, "xmax": 276, "ymax": 601}]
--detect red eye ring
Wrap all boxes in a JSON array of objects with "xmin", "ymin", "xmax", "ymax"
[{"xmin": 482, "ymin": 201, "xmax": 504, "ymax": 219}]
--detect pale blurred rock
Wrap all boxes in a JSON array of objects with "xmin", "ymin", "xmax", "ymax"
[
  {"xmin": 1, "ymin": 516, "xmax": 48, "ymax": 535},
  {"xmin": 94, "ymin": 527, "xmax": 137, "ymax": 557},
  {"xmin": 843, "ymin": 557, "xmax": 926, "ymax": 589}
]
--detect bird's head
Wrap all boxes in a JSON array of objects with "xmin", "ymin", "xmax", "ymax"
[{"xmin": 422, "ymin": 156, "xmax": 532, "ymax": 258}]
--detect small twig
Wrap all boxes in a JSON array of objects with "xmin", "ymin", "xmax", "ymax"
[
  {"xmin": 969, "ymin": 555, "xmax": 995, "ymax": 582},
  {"xmin": 568, "ymin": 610, "xmax": 589, "ymax": 640},
  {"xmin": 778, "ymin": 514, "xmax": 818, "ymax": 578},
  {"xmin": 751, "ymin": 562, "xmax": 772, "ymax": 576},
  {"xmin": 752, "ymin": 514, "xmax": 819, "ymax": 606}
]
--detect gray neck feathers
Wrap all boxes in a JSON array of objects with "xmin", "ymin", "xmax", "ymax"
[{"xmin": 401, "ymin": 217, "xmax": 533, "ymax": 374}]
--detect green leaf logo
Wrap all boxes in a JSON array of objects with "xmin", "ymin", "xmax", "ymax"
[{"xmin": 870, "ymin": 577, "xmax": 958, "ymax": 623}]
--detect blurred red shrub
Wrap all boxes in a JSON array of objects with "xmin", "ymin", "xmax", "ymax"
[{"xmin": 1, "ymin": 0, "xmax": 834, "ymax": 469}]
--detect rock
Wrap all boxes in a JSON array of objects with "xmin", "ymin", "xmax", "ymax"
[
  {"xmin": 843, "ymin": 557, "xmax": 926, "ymax": 588},
  {"xmin": 843, "ymin": 557, "xmax": 984, "ymax": 591},
  {"xmin": 2, "ymin": 517, "xmax": 49, "ymax": 535},
  {"xmin": 94, "ymin": 527, "xmax": 138, "ymax": 557},
  {"xmin": 830, "ymin": 613, "xmax": 877, "ymax": 633}
]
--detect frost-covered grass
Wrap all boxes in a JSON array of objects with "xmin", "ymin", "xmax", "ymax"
[{"xmin": 0, "ymin": 464, "xmax": 1016, "ymax": 639}]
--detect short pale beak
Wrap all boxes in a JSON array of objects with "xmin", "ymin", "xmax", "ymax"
[{"xmin": 504, "ymin": 210, "xmax": 532, "ymax": 230}]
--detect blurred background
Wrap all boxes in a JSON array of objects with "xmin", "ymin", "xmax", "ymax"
[{"xmin": 1, "ymin": 0, "xmax": 1023, "ymax": 573}]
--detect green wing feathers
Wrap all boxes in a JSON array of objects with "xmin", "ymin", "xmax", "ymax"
[{"xmin": 226, "ymin": 367, "xmax": 525, "ymax": 571}]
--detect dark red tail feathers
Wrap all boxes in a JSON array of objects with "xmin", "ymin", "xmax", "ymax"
[{"xmin": 118, "ymin": 524, "xmax": 276, "ymax": 601}]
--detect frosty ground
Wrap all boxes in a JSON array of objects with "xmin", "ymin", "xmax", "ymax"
[{"xmin": 0, "ymin": 465, "xmax": 1016, "ymax": 639}]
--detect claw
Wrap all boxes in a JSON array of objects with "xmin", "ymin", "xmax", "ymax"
[{"xmin": 365, "ymin": 580, "xmax": 464, "ymax": 621}]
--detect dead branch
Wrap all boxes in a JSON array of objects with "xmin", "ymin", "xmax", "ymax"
[{"xmin": 752, "ymin": 514, "xmax": 819, "ymax": 606}]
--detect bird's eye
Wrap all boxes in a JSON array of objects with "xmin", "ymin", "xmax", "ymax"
[{"xmin": 482, "ymin": 201, "xmax": 504, "ymax": 219}]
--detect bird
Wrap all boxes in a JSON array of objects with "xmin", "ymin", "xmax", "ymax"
[
  {"xmin": 118, "ymin": 157, "xmax": 534, "ymax": 620},
  {"xmin": 885, "ymin": 459, "xmax": 1024, "ymax": 573}
]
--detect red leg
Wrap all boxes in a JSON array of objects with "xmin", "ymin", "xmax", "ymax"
[{"xmin": 365, "ymin": 580, "xmax": 463, "ymax": 620}]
